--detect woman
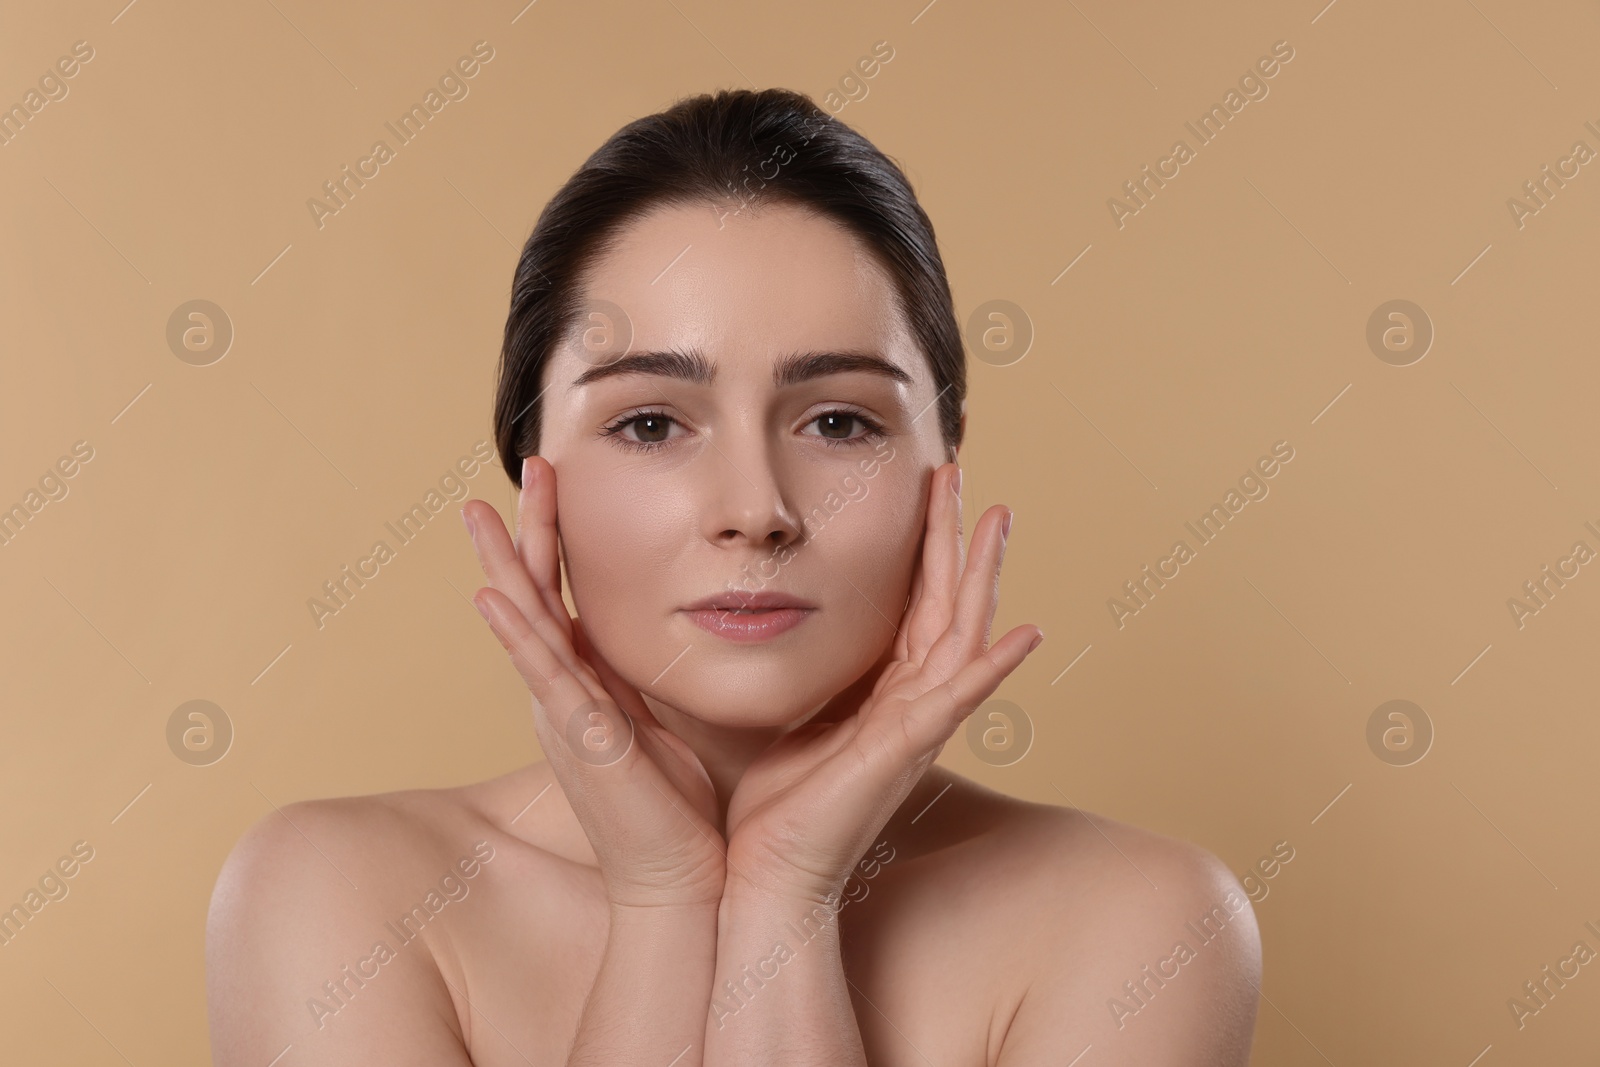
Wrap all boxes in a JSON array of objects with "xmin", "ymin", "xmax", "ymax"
[{"xmin": 207, "ymin": 88, "xmax": 1261, "ymax": 1065}]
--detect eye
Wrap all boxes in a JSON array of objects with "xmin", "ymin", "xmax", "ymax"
[
  {"xmin": 803, "ymin": 409, "xmax": 889, "ymax": 449},
  {"xmin": 598, "ymin": 409, "xmax": 685, "ymax": 452},
  {"xmin": 598, "ymin": 407, "xmax": 890, "ymax": 454}
]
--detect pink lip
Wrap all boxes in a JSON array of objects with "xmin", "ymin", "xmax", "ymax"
[
  {"xmin": 681, "ymin": 590, "xmax": 816, "ymax": 612},
  {"xmin": 683, "ymin": 606, "xmax": 814, "ymax": 643}
]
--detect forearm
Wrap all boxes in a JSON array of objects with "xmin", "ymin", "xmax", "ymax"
[
  {"xmin": 703, "ymin": 887, "xmax": 866, "ymax": 1067},
  {"xmin": 566, "ymin": 900, "xmax": 720, "ymax": 1066}
]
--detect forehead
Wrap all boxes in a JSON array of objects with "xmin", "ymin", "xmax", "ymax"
[{"xmin": 559, "ymin": 200, "xmax": 920, "ymax": 382}]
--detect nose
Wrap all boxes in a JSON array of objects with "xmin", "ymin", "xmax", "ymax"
[{"xmin": 699, "ymin": 440, "xmax": 803, "ymax": 550}]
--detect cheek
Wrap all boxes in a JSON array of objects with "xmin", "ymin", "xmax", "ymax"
[
  {"xmin": 817, "ymin": 471, "xmax": 925, "ymax": 611},
  {"xmin": 555, "ymin": 466, "xmax": 687, "ymax": 621}
]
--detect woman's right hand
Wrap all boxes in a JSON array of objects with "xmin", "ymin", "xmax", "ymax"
[{"xmin": 462, "ymin": 455, "xmax": 728, "ymax": 910}]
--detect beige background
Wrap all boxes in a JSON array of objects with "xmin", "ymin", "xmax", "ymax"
[{"xmin": 3, "ymin": 0, "xmax": 1598, "ymax": 1061}]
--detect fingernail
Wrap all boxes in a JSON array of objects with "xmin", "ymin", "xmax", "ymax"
[
  {"xmin": 1027, "ymin": 630, "xmax": 1044, "ymax": 653},
  {"xmin": 461, "ymin": 507, "xmax": 476, "ymax": 541},
  {"xmin": 951, "ymin": 466, "xmax": 962, "ymax": 497},
  {"xmin": 1001, "ymin": 508, "xmax": 1013, "ymax": 540},
  {"xmin": 473, "ymin": 596, "xmax": 491, "ymax": 624}
]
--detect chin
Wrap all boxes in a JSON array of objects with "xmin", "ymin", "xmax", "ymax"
[
  {"xmin": 642, "ymin": 658, "xmax": 840, "ymax": 728},
  {"xmin": 633, "ymin": 631, "xmax": 889, "ymax": 731}
]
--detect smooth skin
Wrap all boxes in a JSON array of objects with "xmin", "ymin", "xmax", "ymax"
[{"xmin": 206, "ymin": 202, "xmax": 1261, "ymax": 1066}]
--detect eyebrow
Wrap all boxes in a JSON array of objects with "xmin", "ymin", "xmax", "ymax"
[{"xmin": 568, "ymin": 348, "xmax": 914, "ymax": 390}]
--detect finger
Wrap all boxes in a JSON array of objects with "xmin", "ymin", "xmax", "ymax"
[
  {"xmin": 901, "ymin": 622, "xmax": 1043, "ymax": 752},
  {"xmin": 515, "ymin": 456, "xmax": 570, "ymax": 628},
  {"xmin": 893, "ymin": 554, "xmax": 924, "ymax": 664},
  {"xmin": 465, "ymin": 497, "xmax": 585, "ymax": 678},
  {"xmin": 930, "ymin": 504, "xmax": 1010, "ymax": 672},
  {"xmin": 471, "ymin": 586, "xmax": 599, "ymax": 714},
  {"xmin": 465, "ymin": 496, "xmax": 546, "ymax": 620},
  {"xmin": 905, "ymin": 463, "xmax": 962, "ymax": 662},
  {"xmin": 476, "ymin": 590, "xmax": 630, "ymax": 776}
]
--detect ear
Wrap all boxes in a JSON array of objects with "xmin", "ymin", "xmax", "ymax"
[{"xmin": 947, "ymin": 398, "xmax": 967, "ymax": 464}]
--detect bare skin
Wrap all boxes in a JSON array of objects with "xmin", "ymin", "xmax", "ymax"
[
  {"xmin": 206, "ymin": 760, "xmax": 1259, "ymax": 1065},
  {"xmin": 206, "ymin": 201, "xmax": 1261, "ymax": 1066}
]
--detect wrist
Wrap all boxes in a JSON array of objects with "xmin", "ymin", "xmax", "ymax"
[
  {"xmin": 607, "ymin": 896, "xmax": 721, "ymax": 939},
  {"xmin": 719, "ymin": 874, "xmax": 844, "ymax": 927},
  {"xmin": 723, "ymin": 851, "xmax": 841, "ymax": 903},
  {"xmin": 607, "ymin": 887, "xmax": 725, "ymax": 916},
  {"xmin": 602, "ymin": 862, "xmax": 728, "ymax": 913}
]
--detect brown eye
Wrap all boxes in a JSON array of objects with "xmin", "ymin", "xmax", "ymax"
[
  {"xmin": 629, "ymin": 414, "xmax": 673, "ymax": 443},
  {"xmin": 802, "ymin": 409, "xmax": 888, "ymax": 449},
  {"xmin": 599, "ymin": 409, "xmax": 684, "ymax": 452},
  {"xmin": 814, "ymin": 412, "xmax": 856, "ymax": 439}
]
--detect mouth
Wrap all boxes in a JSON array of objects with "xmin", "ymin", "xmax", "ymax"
[
  {"xmin": 681, "ymin": 605, "xmax": 814, "ymax": 643},
  {"xmin": 679, "ymin": 591, "xmax": 817, "ymax": 643}
]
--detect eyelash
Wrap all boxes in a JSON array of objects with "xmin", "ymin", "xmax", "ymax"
[{"xmin": 598, "ymin": 408, "xmax": 890, "ymax": 454}]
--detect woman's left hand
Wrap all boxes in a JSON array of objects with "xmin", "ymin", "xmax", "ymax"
[{"xmin": 720, "ymin": 461, "xmax": 1044, "ymax": 907}]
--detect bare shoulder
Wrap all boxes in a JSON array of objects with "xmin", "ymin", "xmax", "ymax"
[
  {"xmin": 205, "ymin": 777, "xmax": 512, "ymax": 1066},
  {"xmin": 892, "ymin": 771, "xmax": 1262, "ymax": 1065}
]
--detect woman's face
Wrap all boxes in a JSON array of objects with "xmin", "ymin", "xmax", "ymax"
[{"xmin": 536, "ymin": 200, "xmax": 957, "ymax": 730}]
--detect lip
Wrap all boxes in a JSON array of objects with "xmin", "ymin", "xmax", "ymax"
[
  {"xmin": 682, "ymin": 606, "xmax": 814, "ymax": 643},
  {"xmin": 680, "ymin": 590, "xmax": 817, "ymax": 612}
]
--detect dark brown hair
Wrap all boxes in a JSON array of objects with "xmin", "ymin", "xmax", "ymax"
[{"xmin": 493, "ymin": 87, "xmax": 965, "ymax": 487}]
